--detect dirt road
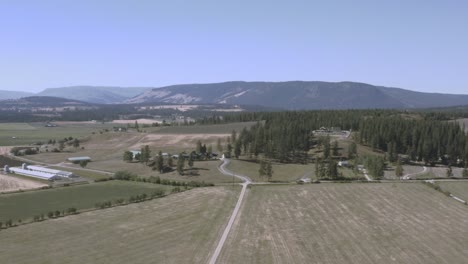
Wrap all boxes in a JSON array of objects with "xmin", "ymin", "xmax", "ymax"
[{"xmin": 209, "ymin": 159, "xmax": 251, "ymax": 264}]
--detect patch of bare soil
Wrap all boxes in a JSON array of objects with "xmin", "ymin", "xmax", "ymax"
[
  {"xmin": 0, "ymin": 147, "xmax": 12, "ymax": 155},
  {"xmin": 0, "ymin": 174, "xmax": 47, "ymax": 192},
  {"xmin": 130, "ymin": 134, "xmax": 229, "ymax": 149}
]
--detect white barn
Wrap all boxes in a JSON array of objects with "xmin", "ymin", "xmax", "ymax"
[
  {"xmin": 7, "ymin": 164, "xmax": 75, "ymax": 181},
  {"xmin": 9, "ymin": 167, "xmax": 62, "ymax": 181}
]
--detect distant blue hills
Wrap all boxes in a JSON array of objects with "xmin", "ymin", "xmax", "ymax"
[{"xmin": 2, "ymin": 81, "xmax": 468, "ymax": 110}]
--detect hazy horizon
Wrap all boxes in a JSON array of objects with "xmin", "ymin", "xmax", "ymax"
[{"xmin": 1, "ymin": 0, "xmax": 467, "ymax": 94}]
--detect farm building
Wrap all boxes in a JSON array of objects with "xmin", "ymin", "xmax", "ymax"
[
  {"xmin": 27, "ymin": 165, "xmax": 75, "ymax": 178},
  {"xmin": 5, "ymin": 164, "xmax": 75, "ymax": 181},
  {"xmin": 338, "ymin": 161, "xmax": 349, "ymax": 167},
  {"xmin": 67, "ymin": 156, "xmax": 91, "ymax": 163},
  {"xmin": 8, "ymin": 167, "xmax": 61, "ymax": 180}
]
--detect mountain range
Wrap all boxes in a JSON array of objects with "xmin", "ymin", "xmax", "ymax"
[
  {"xmin": 126, "ymin": 81, "xmax": 468, "ymax": 110},
  {"xmin": 36, "ymin": 86, "xmax": 150, "ymax": 104},
  {"xmin": 2, "ymin": 81, "xmax": 468, "ymax": 110}
]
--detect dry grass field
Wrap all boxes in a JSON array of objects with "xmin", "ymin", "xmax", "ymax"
[
  {"xmin": 438, "ymin": 181, "xmax": 468, "ymax": 202},
  {"xmin": 228, "ymin": 158, "xmax": 316, "ymax": 182},
  {"xmin": 218, "ymin": 183, "xmax": 468, "ymax": 264},
  {"xmin": 0, "ymin": 174, "xmax": 47, "ymax": 193},
  {"xmin": 0, "ymin": 186, "xmax": 240, "ymax": 264}
]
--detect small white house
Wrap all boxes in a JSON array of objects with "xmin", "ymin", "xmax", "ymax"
[{"xmin": 338, "ymin": 161, "xmax": 349, "ymax": 167}]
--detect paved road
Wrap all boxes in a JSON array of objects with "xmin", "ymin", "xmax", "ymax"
[{"xmin": 209, "ymin": 158, "xmax": 251, "ymax": 264}]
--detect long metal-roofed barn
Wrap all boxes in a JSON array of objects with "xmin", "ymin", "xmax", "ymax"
[{"xmin": 6, "ymin": 164, "xmax": 75, "ymax": 181}]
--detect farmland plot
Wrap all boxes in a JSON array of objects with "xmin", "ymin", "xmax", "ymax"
[
  {"xmin": 0, "ymin": 174, "xmax": 47, "ymax": 193},
  {"xmin": 438, "ymin": 181, "xmax": 468, "ymax": 202},
  {"xmin": 218, "ymin": 183, "xmax": 468, "ymax": 264},
  {"xmin": 0, "ymin": 186, "xmax": 239, "ymax": 264}
]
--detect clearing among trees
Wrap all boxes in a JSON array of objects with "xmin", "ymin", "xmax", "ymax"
[{"xmin": 218, "ymin": 183, "xmax": 468, "ymax": 264}]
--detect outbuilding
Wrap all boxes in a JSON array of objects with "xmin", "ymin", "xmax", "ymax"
[{"xmin": 67, "ymin": 156, "xmax": 92, "ymax": 163}]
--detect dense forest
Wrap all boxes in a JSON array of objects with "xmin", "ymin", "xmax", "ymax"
[{"xmin": 222, "ymin": 110, "xmax": 468, "ymax": 167}]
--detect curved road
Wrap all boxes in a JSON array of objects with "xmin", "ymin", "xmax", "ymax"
[
  {"xmin": 209, "ymin": 158, "xmax": 251, "ymax": 264},
  {"xmin": 402, "ymin": 166, "xmax": 427, "ymax": 180}
]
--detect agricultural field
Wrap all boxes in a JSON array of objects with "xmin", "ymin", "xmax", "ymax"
[
  {"xmin": 0, "ymin": 122, "xmax": 116, "ymax": 146},
  {"xmin": 0, "ymin": 174, "xmax": 47, "ymax": 193},
  {"xmin": 16, "ymin": 124, "xmax": 241, "ymax": 183},
  {"xmin": 0, "ymin": 186, "xmax": 240, "ymax": 264},
  {"xmin": 438, "ymin": 181, "xmax": 468, "ymax": 202},
  {"xmin": 218, "ymin": 183, "xmax": 468, "ymax": 264},
  {"xmin": 0, "ymin": 180, "xmax": 172, "ymax": 222}
]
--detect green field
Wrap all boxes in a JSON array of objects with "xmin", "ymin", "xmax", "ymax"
[
  {"xmin": 438, "ymin": 181, "xmax": 468, "ymax": 201},
  {"xmin": 0, "ymin": 122, "xmax": 115, "ymax": 146},
  {"xmin": 0, "ymin": 181, "xmax": 172, "ymax": 222},
  {"xmin": 0, "ymin": 186, "xmax": 240, "ymax": 264},
  {"xmin": 218, "ymin": 183, "xmax": 468, "ymax": 264}
]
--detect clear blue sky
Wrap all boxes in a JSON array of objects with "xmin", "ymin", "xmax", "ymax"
[{"xmin": 1, "ymin": 0, "xmax": 467, "ymax": 94}]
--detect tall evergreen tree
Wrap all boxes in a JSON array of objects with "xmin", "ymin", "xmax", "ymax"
[
  {"xmin": 395, "ymin": 159, "xmax": 404, "ymax": 178},
  {"xmin": 177, "ymin": 154, "xmax": 185, "ymax": 175}
]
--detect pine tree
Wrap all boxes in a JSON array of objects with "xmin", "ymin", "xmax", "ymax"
[
  {"xmin": 266, "ymin": 161, "xmax": 273, "ymax": 181},
  {"xmin": 327, "ymin": 159, "xmax": 338, "ymax": 179},
  {"xmin": 177, "ymin": 154, "xmax": 185, "ymax": 175},
  {"xmin": 234, "ymin": 141, "xmax": 242, "ymax": 159},
  {"xmin": 188, "ymin": 156, "xmax": 194, "ymax": 168},
  {"xmin": 156, "ymin": 151, "xmax": 164, "ymax": 173},
  {"xmin": 446, "ymin": 165, "xmax": 453, "ymax": 178},
  {"xmin": 258, "ymin": 160, "xmax": 267, "ymax": 179},
  {"xmin": 348, "ymin": 142, "xmax": 357, "ymax": 159},
  {"xmin": 196, "ymin": 140, "xmax": 202, "ymax": 153},
  {"xmin": 332, "ymin": 141, "xmax": 339, "ymax": 156},
  {"xmin": 463, "ymin": 166, "xmax": 468, "ymax": 178},
  {"xmin": 231, "ymin": 129, "xmax": 237, "ymax": 144},
  {"xmin": 395, "ymin": 159, "xmax": 404, "ymax": 178},
  {"xmin": 123, "ymin": 151, "xmax": 133, "ymax": 162},
  {"xmin": 323, "ymin": 136, "xmax": 331, "ymax": 159},
  {"xmin": 217, "ymin": 138, "xmax": 223, "ymax": 152}
]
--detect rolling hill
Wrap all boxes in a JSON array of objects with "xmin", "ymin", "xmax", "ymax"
[
  {"xmin": 37, "ymin": 86, "xmax": 151, "ymax": 104},
  {"xmin": 0, "ymin": 96, "xmax": 91, "ymax": 107},
  {"xmin": 0, "ymin": 90, "xmax": 34, "ymax": 100},
  {"xmin": 126, "ymin": 81, "xmax": 468, "ymax": 110}
]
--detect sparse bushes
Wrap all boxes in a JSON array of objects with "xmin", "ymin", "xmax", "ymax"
[{"xmin": 112, "ymin": 171, "xmax": 214, "ymax": 187}]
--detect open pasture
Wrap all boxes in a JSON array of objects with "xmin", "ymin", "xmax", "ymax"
[
  {"xmin": 0, "ymin": 180, "xmax": 172, "ymax": 222},
  {"xmin": 438, "ymin": 181, "xmax": 468, "ymax": 202},
  {"xmin": 0, "ymin": 122, "xmax": 115, "ymax": 146},
  {"xmin": 22, "ymin": 128, "xmax": 237, "ymax": 183},
  {"xmin": 218, "ymin": 183, "xmax": 468, "ymax": 264},
  {"xmin": 227, "ymin": 158, "xmax": 361, "ymax": 182},
  {"xmin": 0, "ymin": 186, "xmax": 239, "ymax": 264}
]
